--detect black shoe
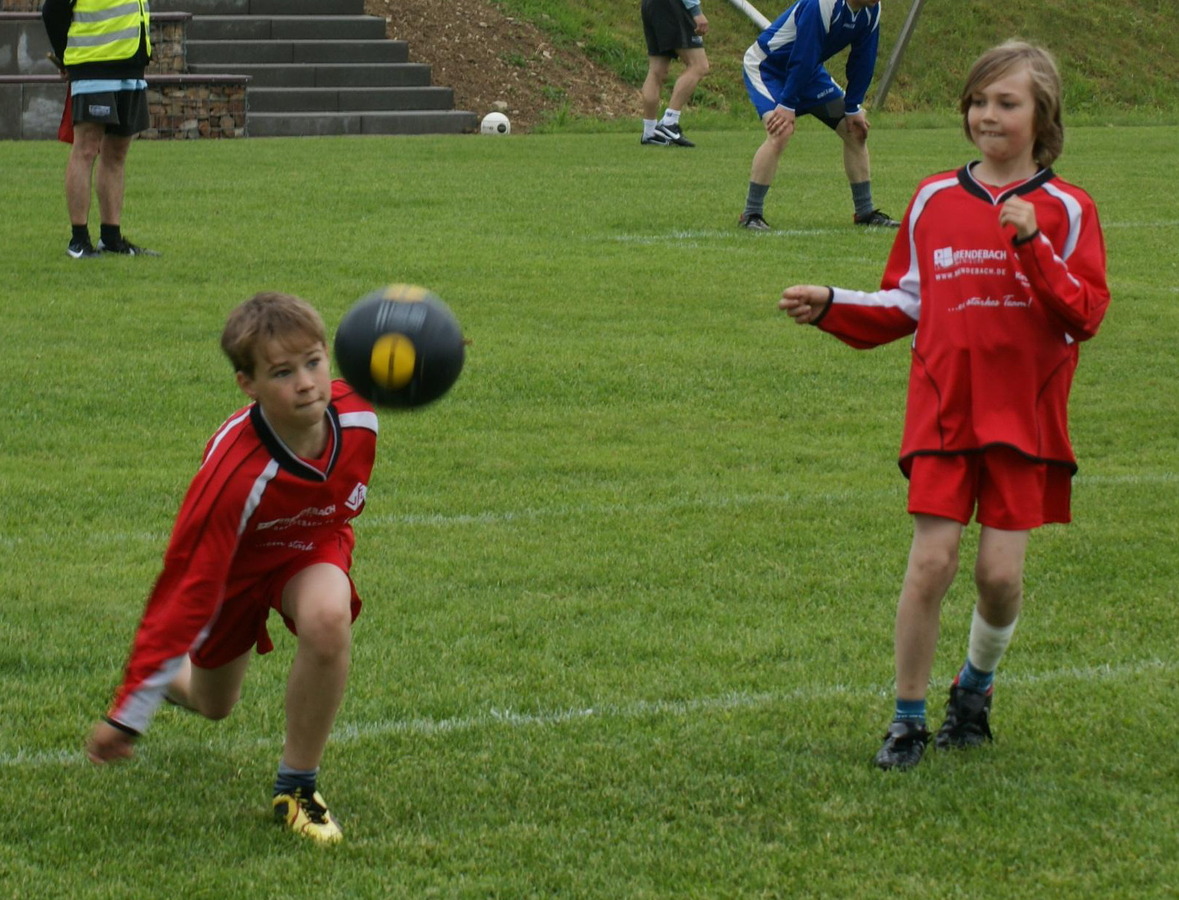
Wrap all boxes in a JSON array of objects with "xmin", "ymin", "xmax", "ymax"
[
  {"xmin": 934, "ymin": 681, "xmax": 994, "ymax": 749},
  {"xmin": 97, "ymin": 237, "xmax": 161, "ymax": 257},
  {"xmin": 874, "ymin": 719, "xmax": 931, "ymax": 771},
  {"xmin": 653, "ymin": 122, "xmax": 695, "ymax": 147},
  {"xmin": 853, "ymin": 209, "xmax": 900, "ymax": 228},
  {"xmin": 738, "ymin": 212, "xmax": 771, "ymax": 231},
  {"xmin": 641, "ymin": 132, "xmax": 671, "ymax": 146},
  {"xmin": 67, "ymin": 238, "xmax": 101, "ymax": 259}
]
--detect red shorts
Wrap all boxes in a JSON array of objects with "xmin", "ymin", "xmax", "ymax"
[
  {"xmin": 906, "ymin": 447, "xmax": 1072, "ymax": 530},
  {"xmin": 190, "ymin": 544, "xmax": 361, "ymax": 670}
]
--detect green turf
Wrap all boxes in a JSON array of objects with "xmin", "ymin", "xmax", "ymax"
[{"xmin": 1, "ymin": 125, "xmax": 1176, "ymax": 897}]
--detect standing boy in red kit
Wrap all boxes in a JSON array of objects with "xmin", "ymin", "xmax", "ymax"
[{"xmin": 780, "ymin": 42, "xmax": 1110, "ymax": 770}]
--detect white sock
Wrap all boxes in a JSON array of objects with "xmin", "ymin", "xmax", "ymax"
[
  {"xmin": 660, "ymin": 108, "xmax": 681, "ymax": 126},
  {"xmin": 968, "ymin": 607, "xmax": 1018, "ymax": 673},
  {"xmin": 643, "ymin": 118, "xmax": 657, "ymax": 138}
]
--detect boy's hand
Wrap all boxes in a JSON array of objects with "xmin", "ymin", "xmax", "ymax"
[
  {"xmin": 86, "ymin": 720, "xmax": 137, "ymax": 764},
  {"xmin": 765, "ymin": 106, "xmax": 796, "ymax": 138},
  {"xmin": 844, "ymin": 111, "xmax": 870, "ymax": 141},
  {"xmin": 999, "ymin": 196, "xmax": 1039, "ymax": 240},
  {"xmin": 779, "ymin": 285, "xmax": 832, "ymax": 324}
]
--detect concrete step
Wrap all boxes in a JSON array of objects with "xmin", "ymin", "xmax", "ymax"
[
  {"xmin": 186, "ymin": 39, "xmax": 408, "ymax": 65},
  {"xmin": 248, "ymin": 109, "xmax": 477, "ymax": 138},
  {"xmin": 249, "ymin": 85, "xmax": 455, "ymax": 113},
  {"xmin": 151, "ymin": 0, "xmax": 365, "ymax": 15},
  {"xmin": 187, "ymin": 61, "xmax": 432, "ymax": 88},
  {"xmin": 187, "ymin": 15, "xmax": 386, "ymax": 41}
]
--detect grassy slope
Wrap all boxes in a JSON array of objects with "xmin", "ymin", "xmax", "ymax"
[{"xmin": 492, "ymin": 0, "xmax": 1179, "ymax": 124}]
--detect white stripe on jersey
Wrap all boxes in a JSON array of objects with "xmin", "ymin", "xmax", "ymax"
[
  {"xmin": 831, "ymin": 287, "xmax": 921, "ymax": 320},
  {"xmin": 339, "ymin": 410, "xmax": 379, "ymax": 433},
  {"xmin": 1040, "ymin": 180, "xmax": 1084, "ymax": 260},
  {"xmin": 901, "ymin": 173, "xmax": 960, "ymax": 305},
  {"xmin": 238, "ymin": 459, "xmax": 279, "ymax": 537},
  {"xmin": 201, "ymin": 409, "xmax": 251, "ymax": 469}
]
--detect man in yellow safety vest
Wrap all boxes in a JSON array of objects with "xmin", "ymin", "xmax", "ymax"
[{"xmin": 42, "ymin": 0, "xmax": 159, "ymax": 258}]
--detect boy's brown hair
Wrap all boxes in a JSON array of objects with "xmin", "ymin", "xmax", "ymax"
[
  {"xmin": 221, "ymin": 292, "xmax": 327, "ymax": 376},
  {"xmin": 959, "ymin": 40, "xmax": 1065, "ymax": 168}
]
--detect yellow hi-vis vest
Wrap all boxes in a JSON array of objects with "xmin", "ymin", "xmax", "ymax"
[{"xmin": 63, "ymin": 0, "xmax": 151, "ymax": 67}]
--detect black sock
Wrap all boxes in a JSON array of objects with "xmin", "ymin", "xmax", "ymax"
[
  {"xmin": 273, "ymin": 762, "xmax": 318, "ymax": 797},
  {"xmin": 72, "ymin": 224, "xmax": 90, "ymax": 244},
  {"xmin": 100, "ymin": 223, "xmax": 122, "ymax": 247}
]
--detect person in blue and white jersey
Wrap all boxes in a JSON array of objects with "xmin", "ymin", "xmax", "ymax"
[{"xmin": 738, "ymin": 0, "xmax": 899, "ymax": 230}]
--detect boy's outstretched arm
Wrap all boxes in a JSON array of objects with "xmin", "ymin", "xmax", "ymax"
[{"xmin": 779, "ymin": 285, "xmax": 832, "ymax": 324}]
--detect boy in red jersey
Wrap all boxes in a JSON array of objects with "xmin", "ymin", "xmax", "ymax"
[
  {"xmin": 86, "ymin": 292, "xmax": 379, "ymax": 841},
  {"xmin": 779, "ymin": 42, "xmax": 1109, "ymax": 770}
]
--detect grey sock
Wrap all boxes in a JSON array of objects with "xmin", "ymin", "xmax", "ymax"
[
  {"xmin": 851, "ymin": 181, "xmax": 874, "ymax": 218},
  {"xmin": 744, "ymin": 182, "xmax": 771, "ymax": 217}
]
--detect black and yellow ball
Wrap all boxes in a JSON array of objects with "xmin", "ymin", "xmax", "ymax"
[{"xmin": 334, "ymin": 285, "xmax": 465, "ymax": 408}]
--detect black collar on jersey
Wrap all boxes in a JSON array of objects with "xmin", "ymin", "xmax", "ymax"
[
  {"xmin": 249, "ymin": 402, "xmax": 341, "ymax": 482},
  {"xmin": 959, "ymin": 162, "xmax": 1056, "ymax": 204}
]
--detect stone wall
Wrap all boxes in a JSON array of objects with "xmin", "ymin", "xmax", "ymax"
[
  {"xmin": 145, "ymin": 78, "xmax": 247, "ymax": 139},
  {"xmin": 0, "ymin": 6, "xmax": 249, "ymax": 139}
]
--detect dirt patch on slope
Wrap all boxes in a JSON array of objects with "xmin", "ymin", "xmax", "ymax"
[{"xmin": 365, "ymin": 0, "xmax": 639, "ymax": 132}]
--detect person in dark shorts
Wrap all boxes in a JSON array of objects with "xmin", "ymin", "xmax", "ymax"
[
  {"xmin": 640, "ymin": 0, "xmax": 711, "ymax": 147},
  {"xmin": 42, "ymin": 0, "xmax": 159, "ymax": 258}
]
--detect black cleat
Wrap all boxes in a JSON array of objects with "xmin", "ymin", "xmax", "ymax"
[
  {"xmin": 738, "ymin": 212, "xmax": 771, "ymax": 231},
  {"xmin": 653, "ymin": 122, "xmax": 695, "ymax": 147},
  {"xmin": 97, "ymin": 237, "xmax": 161, "ymax": 256},
  {"xmin": 853, "ymin": 209, "xmax": 900, "ymax": 228},
  {"xmin": 874, "ymin": 719, "xmax": 931, "ymax": 771},
  {"xmin": 935, "ymin": 682, "xmax": 994, "ymax": 750},
  {"xmin": 641, "ymin": 131, "xmax": 671, "ymax": 146},
  {"xmin": 67, "ymin": 238, "xmax": 101, "ymax": 259}
]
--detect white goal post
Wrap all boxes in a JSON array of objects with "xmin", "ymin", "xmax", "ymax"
[{"xmin": 723, "ymin": 0, "xmax": 771, "ymax": 30}]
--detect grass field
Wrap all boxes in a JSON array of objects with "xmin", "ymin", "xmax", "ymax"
[{"xmin": 1, "ymin": 124, "xmax": 1177, "ymax": 897}]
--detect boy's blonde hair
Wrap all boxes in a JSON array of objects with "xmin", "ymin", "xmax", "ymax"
[
  {"xmin": 960, "ymin": 40, "xmax": 1064, "ymax": 168},
  {"xmin": 221, "ymin": 292, "xmax": 327, "ymax": 376}
]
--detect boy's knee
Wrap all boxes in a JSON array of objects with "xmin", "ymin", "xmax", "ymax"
[
  {"xmin": 911, "ymin": 544, "xmax": 959, "ymax": 584},
  {"xmin": 975, "ymin": 564, "xmax": 1021, "ymax": 605},
  {"xmin": 297, "ymin": 601, "xmax": 353, "ymax": 660}
]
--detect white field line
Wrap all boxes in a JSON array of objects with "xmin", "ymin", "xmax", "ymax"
[
  {"xmin": 0, "ymin": 472, "xmax": 1173, "ymax": 548},
  {"xmin": 610, "ymin": 220, "xmax": 1178, "ymax": 246},
  {"xmin": 2, "ymin": 657, "xmax": 1172, "ymax": 769},
  {"xmin": 1102, "ymin": 220, "xmax": 1179, "ymax": 229}
]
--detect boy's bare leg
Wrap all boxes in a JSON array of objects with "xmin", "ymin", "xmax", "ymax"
[
  {"xmin": 280, "ymin": 563, "xmax": 353, "ymax": 771},
  {"xmin": 974, "ymin": 526, "xmax": 1029, "ymax": 627},
  {"xmin": 894, "ymin": 515, "xmax": 963, "ymax": 699},
  {"xmin": 172, "ymin": 651, "xmax": 252, "ymax": 720}
]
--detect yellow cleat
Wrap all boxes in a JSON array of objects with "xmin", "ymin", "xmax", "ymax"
[{"xmin": 272, "ymin": 789, "xmax": 343, "ymax": 844}]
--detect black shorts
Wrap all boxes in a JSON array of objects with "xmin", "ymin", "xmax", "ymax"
[
  {"xmin": 72, "ymin": 88, "xmax": 150, "ymax": 137},
  {"xmin": 806, "ymin": 96, "xmax": 848, "ymax": 131},
  {"xmin": 641, "ymin": 0, "xmax": 704, "ymax": 57}
]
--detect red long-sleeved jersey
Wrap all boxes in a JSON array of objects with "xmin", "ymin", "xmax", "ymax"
[
  {"xmin": 816, "ymin": 163, "xmax": 1109, "ymax": 475},
  {"xmin": 108, "ymin": 380, "xmax": 378, "ymax": 734}
]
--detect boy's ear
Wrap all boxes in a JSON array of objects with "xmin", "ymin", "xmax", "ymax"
[{"xmin": 236, "ymin": 370, "xmax": 258, "ymax": 400}]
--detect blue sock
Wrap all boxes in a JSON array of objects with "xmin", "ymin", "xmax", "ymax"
[
  {"xmin": 274, "ymin": 762, "xmax": 317, "ymax": 797},
  {"xmin": 894, "ymin": 697, "xmax": 926, "ymax": 725},
  {"xmin": 957, "ymin": 659, "xmax": 994, "ymax": 693}
]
